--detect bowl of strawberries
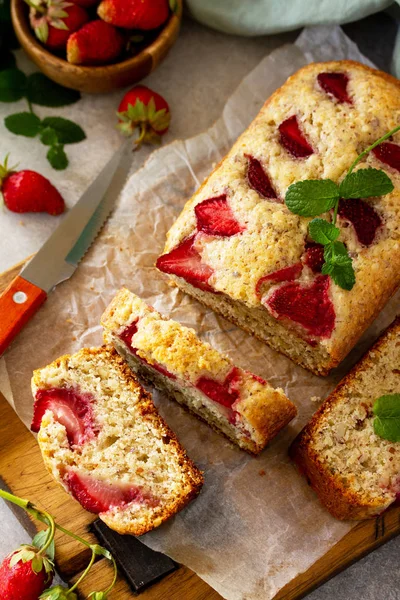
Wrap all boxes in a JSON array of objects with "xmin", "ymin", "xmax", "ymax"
[{"xmin": 11, "ymin": 0, "xmax": 182, "ymax": 93}]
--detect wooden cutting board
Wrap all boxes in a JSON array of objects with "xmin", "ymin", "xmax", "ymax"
[{"xmin": 1, "ymin": 259, "xmax": 400, "ymax": 600}]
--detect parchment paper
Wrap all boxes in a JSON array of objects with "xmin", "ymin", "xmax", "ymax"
[{"xmin": 1, "ymin": 26, "xmax": 399, "ymax": 600}]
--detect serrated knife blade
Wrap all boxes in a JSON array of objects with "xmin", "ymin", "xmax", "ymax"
[{"xmin": 0, "ymin": 139, "xmax": 132, "ymax": 356}]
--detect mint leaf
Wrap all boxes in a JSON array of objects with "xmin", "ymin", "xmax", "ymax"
[
  {"xmin": 322, "ymin": 241, "xmax": 355, "ymax": 290},
  {"xmin": 309, "ymin": 218, "xmax": 340, "ymax": 245},
  {"xmin": 47, "ymin": 144, "xmax": 68, "ymax": 170},
  {"xmin": 5, "ymin": 112, "xmax": 41, "ymax": 137},
  {"xmin": 27, "ymin": 73, "xmax": 80, "ymax": 107},
  {"xmin": 339, "ymin": 168, "xmax": 394, "ymax": 199},
  {"xmin": 0, "ymin": 68, "xmax": 27, "ymax": 102},
  {"xmin": 373, "ymin": 394, "xmax": 400, "ymax": 442},
  {"xmin": 41, "ymin": 117, "xmax": 85, "ymax": 144},
  {"xmin": 285, "ymin": 179, "xmax": 339, "ymax": 217},
  {"xmin": 40, "ymin": 127, "xmax": 58, "ymax": 146}
]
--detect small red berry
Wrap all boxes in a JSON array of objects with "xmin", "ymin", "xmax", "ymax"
[
  {"xmin": 117, "ymin": 85, "xmax": 170, "ymax": 147},
  {"xmin": 67, "ymin": 20, "xmax": 124, "ymax": 65},
  {"xmin": 28, "ymin": 0, "xmax": 89, "ymax": 50},
  {"xmin": 98, "ymin": 0, "xmax": 169, "ymax": 30},
  {"xmin": 0, "ymin": 547, "xmax": 54, "ymax": 600}
]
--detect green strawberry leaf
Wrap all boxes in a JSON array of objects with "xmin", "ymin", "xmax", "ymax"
[
  {"xmin": 285, "ymin": 179, "xmax": 339, "ymax": 217},
  {"xmin": 339, "ymin": 168, "xmax": 394, "ymax": 199},
  {"xmin": 40, "ymin": 126, "xmax": 59, "ymax": 146},
  {"xmin": 0, "ymin": 68, "xmax": 27, "ymax": 102},
  {"xmin": 40, "ymin": 585, "xmax": 78, "ymax": 600},
  {"xmin": 308, "ymin": 218, "xmax": 340, "ymax": 245},
  {"xmin": 32, "ymin": 529, "xmax": 55, "ymax": 560},
  {"xmin": 4, "ymin": 112, "xmax": 41, "ymax": 137},
  {"xmin": 89, "ymin": 592, "xmax": 108, "ymax": 600},
  {"xmin": 26, "ymin": 73, "xmax": 80, "ymax": 107},
  {"xmin": 31, "ymin": 554, "xmax": 44, "ymax": 574},
  {"xmin": 373, "ymin": 394, "xmax": 400, "ymax": 442},
  {"xmin": 47, "ymin": 144, "xmax": 68, "ymax": 170},
  {"xmin": 41, "ymin": 116, "xmax": 86, "ymax": 144},
  {"xmin": 169, "ymin": 0, "xmax": 179, "ymax": 14}
]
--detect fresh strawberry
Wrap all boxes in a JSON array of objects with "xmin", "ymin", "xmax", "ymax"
[
  {"xmin": 0, "ymin": 157, "xmax": 65, "ymax": 215},
  {"xmin": 373, "ymin": 142, "xmax": 400, "ymax": 173},
  {"xmin": 67, "ymin": 20, "xmax": 124, "ymax": 65},
  {"xmin": 317, "ymin": 72, "xmax": 352, "ymax": 104},
  {"xmin": 28, "ymin": 0, "xmax": 89, "ymax": 50},
  {"xmin": 196, "ymin": 367, "xmax": 242, "ymax": 408},
  {"xmin": 278, "ymin": 116, "xmax": 314, "ymax": 158},
  {"xmin": 98, "ymin": 0, "xmax": 169, "ymax": 30},
  {"xmin": 119, "ymin": 320, "xmax": 176, "ymax": 379},
  {"xmin": 256, "ymin": 263, "xmax": 303, "ymax": 296},
  {"xmin": 245, "ymin": 154, "xmax": 278, "ymax": 200},
  {"xmin": 156, "ymin": 235, "xmax": 215, "ymax": 292},
  {"xmin": 65, "ymin": 470, "xmax": 158, "ymax": 513},
  {"xmin": 338, "ymin": 198, "xmax": 381, "ymax": 246},
  {"xmin": 303, "ymin": 242, "xmax": 325, "ymax": 273},
  {"xmin": 31, "ymin": 388, "xmax": 98, "ymax": 447},
  {"xmin": 264, "ymin": 275, "xmax": 335, "ymax": 338},
  {"xmin": 194, "ymin": 195, "xmax": 244, "ymax": 237},
  {"xmin": 0, "ymin": 546, "xmax": 54, "ymax": 600},
  {"xmin": 117, "ymin": 85, "xmax": 170, "ymax": 147}
]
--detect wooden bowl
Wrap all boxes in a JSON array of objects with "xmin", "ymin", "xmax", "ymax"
[{"xmin": 11, "ymin": 0, "xmax": 182, "ymax": 94}]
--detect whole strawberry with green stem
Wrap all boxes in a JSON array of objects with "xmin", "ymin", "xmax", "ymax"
[
  {"xmin": 0, "ymin": 538, "xmax": 54, "ymax": 600},
  {"xmin": 0, "ymin": 155, "xmax": 65, "ymax": 215},
  {"xmin": 117, "ymin": 85, "xmax": 170, "ymax": 147},
  {"xmin": 26, "ymin": 0, "xmax": 89, "ymax": 50},
  {"xmin": 98, "ymin": 0, "xmax": 169, "ymax": 30}
]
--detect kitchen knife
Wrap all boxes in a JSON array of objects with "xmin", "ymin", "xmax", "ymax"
[{"xmin": 0, "ymin": 140, "xmax": 132, "ymax": 356}]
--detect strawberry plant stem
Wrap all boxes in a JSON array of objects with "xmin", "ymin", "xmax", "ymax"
[
  {"xmin": 67, "ymin": 548, "xmax": 96, "ymax": 594},
  {"xmin": 347, "ymin": 124, "xmax": 400, "ymax": 175}
]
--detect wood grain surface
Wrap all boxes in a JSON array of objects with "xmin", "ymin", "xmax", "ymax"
[{"xmin": 1, "ymin": 259, "xmax": 399, "ymax": 600}]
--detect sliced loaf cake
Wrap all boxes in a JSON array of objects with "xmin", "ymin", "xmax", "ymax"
[
  {"xmin": 101, "ymin": 288, "xmax": 297, "ymax": 455},
  {"xmin": 31, "ymin": 347, "xmax": 203, "ymax": 535},
  {"xmin": 290, "ymin": 317, "xmax": 400, "ymax": 520}
]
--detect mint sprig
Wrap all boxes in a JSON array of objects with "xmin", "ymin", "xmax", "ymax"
[
  {"xmin": 373, "ymin": 394, "xmax": 400, "ymax": 442},
  {"xmin": 285, "ymin": 124, "xmax": 400, "ymax": 290},
  {"xmin": 0, "ymin": 47, "xmax": 84, "ymax": 170}
]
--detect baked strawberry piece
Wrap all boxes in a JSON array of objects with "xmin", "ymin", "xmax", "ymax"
[
  {"xmin": 31, "ymin": 347, "xmax": 203, "ymax": 535},
  {"xmin": 101, "ymin": 289, "xmax": 297, "ymax": 454},
  {"xmin": 278, "ymin": 116, "xmax": 314, "ymax": 158},
  {"xmin": 317, "ymin": 72, "xmax": 352, "ymax": 104}
]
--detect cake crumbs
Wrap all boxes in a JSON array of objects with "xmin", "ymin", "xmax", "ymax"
[{"xmin": 311, "ymin": 396, "xmax": 321, "ymax": 403}]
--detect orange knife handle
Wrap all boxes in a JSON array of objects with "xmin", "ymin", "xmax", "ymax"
[{"xmin": 0, "ymin": 276, "xmax": 47, "ymax": 355}]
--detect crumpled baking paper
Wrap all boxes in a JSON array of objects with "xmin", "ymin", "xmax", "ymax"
[{"xmin": 1, "ymin": 25, "xmax": 399, "ymax": 600}]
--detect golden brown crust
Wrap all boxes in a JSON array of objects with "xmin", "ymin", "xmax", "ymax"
[
  {"xmin": 290, "ymin": 316, "xmax": 400, "ymax": 520},
  {"xmin": 32, "ymin": 347, "xmax": 203, "ymax": 536}
]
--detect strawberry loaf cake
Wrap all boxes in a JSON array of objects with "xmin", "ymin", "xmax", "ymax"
[
  {"xmin": 101, "ymin": 288, "xmax": 297, "ymax": 454},
  {"xmin": 156, "ymin": 61, "xmax": 400, "ymax": 375},
  {"xmin": 291, "ymin": 317, "xmax": 400, "ymax": 520},
  {"xmin": 31, "ymin": 347, "xmax": 203, "ymax": 535}
]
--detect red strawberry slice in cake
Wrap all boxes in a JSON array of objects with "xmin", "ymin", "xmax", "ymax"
[
  {"xmin": 255, "ymin": 263, "xmax": 303, "ymax": 296},
  {"xmin": 303, "ymin": 243, "xmax": 325, "ymax": 273},
  {"xmin": 245, "ymin": 155, "xmax": 278, "ymax": 200},
  {"xmin": 317, "ymin": 72, "xmax": 352, "ymax": 104},
  {"xmin": 372, "ymin": 142, "xmax": 400, "ymax": 173},
  {"xmin": 278, "ymin": 116, "xmax": 314, "ymax": 158},
  {"xmin": 119, "ymin": 320, "xmax": 176, "ymax": 380},
  {"xmin": 196, "ymin": 367, "xmax": 242, "ymax": 408},
  {"xmin": 156, "ymin": 234, "xmax": 215, "ymax": 292},
  {"xmin": 195, "ymin": 195, "xmax": 245, "ymax": 236},
  {"xmin": 338, "ymin": 198, "xmax": 382, "ymax": 246},
  {"xmin": 264, "ymin": 275, "xmax": 336, "ymax": 339},
  {"xmin": 31, "ymin": 388, "xmax": 97, "ymax": 447},
  {"xmin": 65, "ymin": 470, "xmax": 158, "ymax": 514}
]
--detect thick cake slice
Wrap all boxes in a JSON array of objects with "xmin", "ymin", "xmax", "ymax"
[
  {"xmin": 101, "ymin": 288, "xmax": 297, "ymax": 455},
  {"xmin": 156, "ymin": 61, "xmax": 400, "ymax": 375},
  {"xmin": 290, "ymin": 317, "xmax": 400, "ymax": 520},
  {"xmin": 31, "ymin": 347, "xmax": 203, "ymax": 535}
]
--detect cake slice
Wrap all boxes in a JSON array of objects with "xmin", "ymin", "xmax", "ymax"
[
  {"xmin": 156, "ymin": 61, "xmax": 400, "ymax": 376},
  {"xmin": 101, "ymin": 288, "xmax": 297, "ymax": 455},
  {"xmin": 290, "ymin": 317, "xmax": 400, "ymax": 520},
  {"xmin": 31, "ymin": 347, "xmax": 203, "ymax": 535}
]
